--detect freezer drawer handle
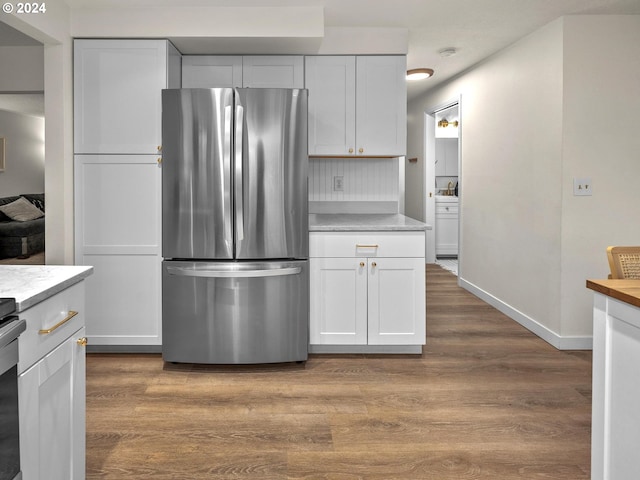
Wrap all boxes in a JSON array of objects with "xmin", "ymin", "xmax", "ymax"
[{"xmin": 166, "ymin": 266, "xmax": 302, "ymax": 278}]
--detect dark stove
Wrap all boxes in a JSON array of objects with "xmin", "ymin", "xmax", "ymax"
[
  {"xmin": 0, "ymin": 297, "xmax": 24, "ymax": 480},
  {"xmin": 0, "ymin": 298, "xmax": 17, "ymax": 328}
]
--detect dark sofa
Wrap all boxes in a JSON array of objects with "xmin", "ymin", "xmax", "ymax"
[{"xmin": 0, "ymin": 194, "xmax": 45, "ymax": 259}]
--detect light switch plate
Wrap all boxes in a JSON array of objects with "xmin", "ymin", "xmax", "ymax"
[
  {"xmin": 573, "ymin": 177, "xmax": 592, "ymax": 196},
  {"xmin": 333, "ymin": 176, "xmax": 344, "ymax": 191}
]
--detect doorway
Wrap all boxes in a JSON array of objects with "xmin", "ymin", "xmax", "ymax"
[
  {"xmin": 425, "ymin": 99, "xmax": 460, "ymax": 275},
  {"xmin": 0, "ymin": 21, "xmax": 45, "ymax": 264}
]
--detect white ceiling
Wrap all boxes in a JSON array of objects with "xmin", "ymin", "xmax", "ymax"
[{"xmin": 2, "ymin": 0, "xmax": 640, "ymax": 106}]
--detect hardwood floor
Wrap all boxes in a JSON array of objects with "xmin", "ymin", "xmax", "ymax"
[{"xmin": 86, "ymin": 264, "xmax": 592, "ymax": 479}]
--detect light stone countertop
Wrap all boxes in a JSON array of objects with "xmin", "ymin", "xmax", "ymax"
[
  {"xmin": 435, "ymin": 195, "xmax": 459, "ymax": 203},
  {"xmin": 0, "ymin": 265, "xmax": 93, "ymax": 312},
  {"xmin": 310, "ymin": 214, "xmax": 430, "ymax": 232}
]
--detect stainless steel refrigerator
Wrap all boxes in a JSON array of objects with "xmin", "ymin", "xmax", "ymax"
[{"xmin": 161, "ymin": 88, "xmax": 308, "ymax": 364}]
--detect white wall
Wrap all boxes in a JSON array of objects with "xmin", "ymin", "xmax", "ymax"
[
  {"xmin": 0, "ymin": 46, "xmax": 44, "ymax": 92},
  {"xmin": 407, "ymin": 15, "xmax": 640, "ymax": 347},
  {"xmin": 559, "ymin": 16, "xmax": 640, "ymax": 337},
  {"xmin": 0, "ymin": 109, "xmax": 44, "ymax": 195}
]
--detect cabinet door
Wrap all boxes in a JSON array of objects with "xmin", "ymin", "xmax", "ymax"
[
  {"xmin": 305, "ymin": 56, "xmax": 356, "ymax": 156},
  {"xmin": 435, "ymin": 139, "xmax": 446, "ymax": 176},
  {"xmin": 182, "ymin": 55, "xmax": 242, "ymax": 88},
  {"xmin": 435, "ymin": 204, "xmax": 459, "ymax": 256},
  {"xmin": 74, "ymin": 155, "xmax": 162, "ymax": 346},
  {"xmin": 242, "ymin": 56, "xmax": 304, "ymax": 88},
  {"xmin": 19, "ymin": 328, "xmax": 86, "ymax": 480},
  {"xmin": 310, "ymin": 257, "xmax": 367, "ymax": 345},
  {"xmin": 74, "ymin": 39, "xmax": 169, "ymax": 154},
  {"xmin": 355, "ymin": 56, "xmax": 407, "ymax": 157},
  {"xmin": 368, "ymin": 258, "xmax": 425, "ymax": 345},
  {"xmin": 444, "ymin": 138, "xmax": 458, "ymax": 176},
  {"xmin": 435, "ymin": 138, "xmax": 458, "ymax": 177}
]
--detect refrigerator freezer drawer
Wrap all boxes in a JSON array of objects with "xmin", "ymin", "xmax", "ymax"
[{"xmin": 162, "ymin": 260, "xmax": 309, "ymax": 364}]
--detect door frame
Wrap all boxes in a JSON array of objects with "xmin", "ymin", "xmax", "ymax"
[{"xmin": 424, "ymin": 96, "xmax": 462, "ymax": 268}]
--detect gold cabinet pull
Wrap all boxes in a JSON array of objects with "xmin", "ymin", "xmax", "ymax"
[
  {"xmin": 157, "ymin": 145, "xmax": 162, "ymax": 152},
  {"xmin": 356, "ymin": 244, "xmax": 379, "ymax": 248},
  {"xmin": 359, "ymin": 262, "xmax": 365, "ymax": 267},
  {"xmin": 39, "ymin": 311, "xmax": 78, "ymax": 334},
  {"xmin": 157, "ymin": 157, "xmax": 162, "ymax": 164},
  {"xmin": 348, "ymin": 148, "xmax": 354, "ymax": 154},
  {"xmin": 359, "ymin": 148, "xmax": 364, "ymax": 153},
  {"xmin": 371, "ymin": 262, "xmax": 377, "ymax": 267},
  {"xmin": 77, "ymin": 337, "xmax": 88, "ymax": 347}
]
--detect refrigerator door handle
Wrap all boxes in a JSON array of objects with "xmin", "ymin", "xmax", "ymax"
[
  {"xmin": 166, "ymin": 266, "xmax": 302, "ymax": 278},
  {"xmin": 224, "ymin": 104, "xmax": 233, "ymax": 249},
  {"xmin": 235, "ymin": 103, "xmax": 245, "ymax": 242}
]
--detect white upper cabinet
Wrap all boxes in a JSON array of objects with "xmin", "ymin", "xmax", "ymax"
[
  {"xmin": 181, "ymin": 55, "xmax": 304, "ymax": 88},
  {"xmin": 305, "ymin": 56, "xmax": 356, "ymax": 156},
  {"xmin": 182, "ymin": 55, "xmax": 243, "ymax": 88},
  {"xmin": 242, "ymin": 56, "xmax": 304, "ymax": 88},
  {"xmin": 355, "ymin": 56, "xmax": 407, "ymax": 157},
  {"xmin": 306, "ymin": 55, "xmax": 407, "ymax": 157},
  {"xmin": 74, "ymin": 39, "xmax": 181, "ymax": 154},
  {"xmin": 435, "ymin": 138, "xmax": 459, "ymax": 176}
]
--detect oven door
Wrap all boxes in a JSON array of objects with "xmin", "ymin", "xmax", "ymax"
[{"xmin": 0, "ymin": 318, "xmax": 26, "ymax": 480}]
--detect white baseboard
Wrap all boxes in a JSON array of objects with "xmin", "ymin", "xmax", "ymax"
[
  {"xmin": 309, "ymin": 344, "xmax": 422, "ymax": 354},
  {"xmin": 458, "ymin": 277, "xmax": 593, "ymax": 351}
]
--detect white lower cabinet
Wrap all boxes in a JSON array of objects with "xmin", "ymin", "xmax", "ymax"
[
  {"xmin": 18, "ymin": 282, "xmax": 87, "ymax": 480},
  {"xmin": 590, "ymin": 291, "xmax": 640, "ymax": 480},
  {"xmin": 310, "ymin": 257, "xmax": 368, "ymax": 345},
  {"xmin": 74, "ymin": 155, "xmax": 162, "ymax": 347},
  {"xmin": 435, "ymin": 201, "xmax": 458, "ymax": 257},
  {"xmin": 310, "ymin": 231, "xmax": 425, "ymax": 350}
]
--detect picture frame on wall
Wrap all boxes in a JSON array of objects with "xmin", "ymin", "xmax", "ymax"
[{"xmin": 0, "ymin": 137, "xmax": 5, "ymax": 172}]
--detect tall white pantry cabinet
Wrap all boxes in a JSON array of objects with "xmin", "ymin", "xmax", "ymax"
[{"xmin": 74, "ymin": 39, "xmax": 181, "ymax": 347}]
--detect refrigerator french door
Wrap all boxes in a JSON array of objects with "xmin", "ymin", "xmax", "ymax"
[{"xmin": 161, "ymin": 88, "xmax": 309, "ymax": 364}]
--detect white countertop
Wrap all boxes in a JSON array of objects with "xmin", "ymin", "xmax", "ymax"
[
  {"xmin": 0, "ymin": 265, "xmax": 93, "ymax": 312},
  {"xmin": 310, "ymin": 214, "xmax": 430, "ymax": 232},
  {"xmin": 435, "ymin": 195, "xmax": 459, "ymax": 203}
]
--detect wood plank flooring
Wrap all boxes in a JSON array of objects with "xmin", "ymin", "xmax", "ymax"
[{"xmin": 86, "ymin": 264, "xmax": 592, "ymax": 479}]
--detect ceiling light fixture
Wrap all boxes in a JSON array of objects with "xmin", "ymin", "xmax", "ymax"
[{"xmin": 406, "ymin": 68, "xmax": 434, "ymax": 81}]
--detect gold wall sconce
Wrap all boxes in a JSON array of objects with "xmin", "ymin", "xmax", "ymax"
[{"xmin": 438, "ymin": 119, "xmax": 459, "ymax": 128}]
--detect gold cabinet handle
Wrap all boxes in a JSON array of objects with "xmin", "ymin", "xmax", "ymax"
[
  {"xmin": 359, "ymin": 148, "xmax": 364, "ymax": 153},
  {"xmin": 157, "ymin": 145, "xmax": 162, "ymax": 152},
  {"xmin": 39, "ymin": 311, "xmax": 78, "ymax": 335},
  {"xmin": 77, "ymin": 337, "xmax": 88, "ymax": 347},
  {"xmin": 371, "ymin": 262, "xmax": 377, "ymax": 267},
  {"xmin": 157, "ymin": 157, "xmax": 162, "ymax": 164},
  {"xmin": 359, "ymin": 262, "xmax": 365, "ymax": 267},
  {"xmin": 348, "ymin": 148, "xmax": 354, "ymax": 154},
  {"xmin": 356, "ymin": 244, "xmax": 379, "ymax": 248}
]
